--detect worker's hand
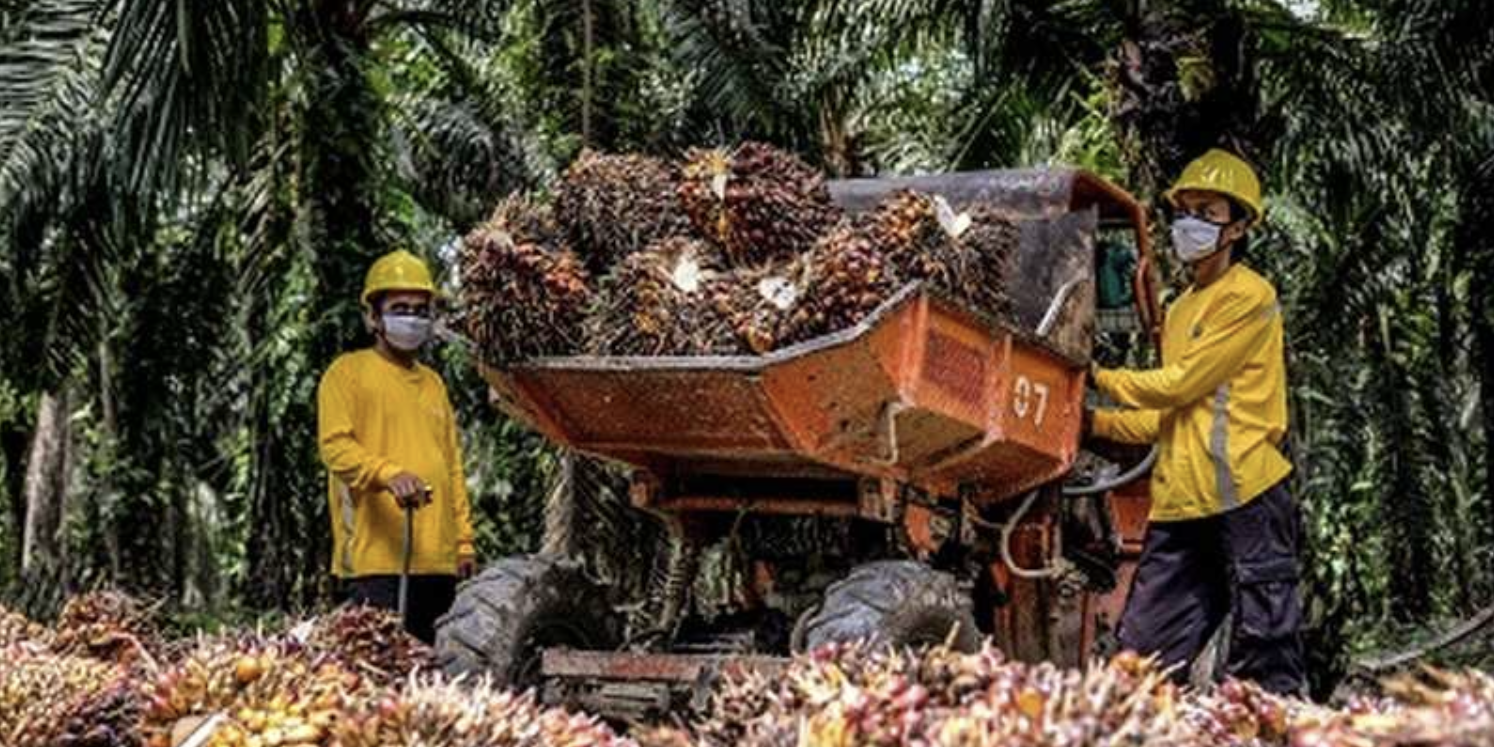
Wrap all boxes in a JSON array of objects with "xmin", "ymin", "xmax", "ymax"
[
  {"xmin": 457, "ymin": 553, "xmax": 478, "ymax": 579},
  {"xmin": 388, "ymin": 471, "xmax": 431, "ymax": 509}
]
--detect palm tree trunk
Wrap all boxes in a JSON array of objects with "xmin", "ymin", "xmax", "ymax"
[
  {"xmin": 1459, "ymin": 160, "xmax": 1494, "ymax": 551},
  {"xmin": 1374, "ymin": 323, "xmax": 1436, "ymax": 621},
  {"xmin": 2, "ymin": 423, "xmax": 29, "ymax": 578},
  {"xmin": 581, "ymin": 0, "xmax": 595, "ymax": 148},
  {"xmin": 21, "ymin": 388, "xmax": 71, "ymax": 577}
]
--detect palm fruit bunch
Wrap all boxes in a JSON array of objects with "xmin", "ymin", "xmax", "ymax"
[
  {"xmin": 460, "ymin": 195, "xmax": 594, "ymax": 364},
  {"xmin": 957, "ymin": 204, "xmax": 1021, "ymax": 319},
  {"xmin": 700, "ymin": 259, "xmax": 808, "ymax": 354},
  {"xmin": 0, "ymin": 603, "xmax": 49, "ymax": 649},
  {"xmin": 0, "ymin": 647, "xmax": 139, "ymax": 747},
  {"xmin": 299, "ymin": 604, "xmax": 434, "ymax": 687},
  {"xmin": 554, "ymin": 150, "xmax": 693, "ymax": 271},
  {"xmin": 333, "ymin": 673, "xmax": 637, "ymax": 747},
  {"xmin": 51, "ymin": 590, "xmax": 162, "ymax": 666},
  {"xmin": 866, "ymin": 190, "xmax": 1019, "ymax": 322},
  {"xmin": 679, "ymin": 142, "xmax": 842, "ymax": 266},
  {"xmin": 1180, "ymin": 677, "xmax": 1304, "ymax": 745},
  {"xmin": 586, "ymin": 236, "xmax": 731, "ymax": 355},
  {"xmin": 782, "ymin": 221, "xmax": 900, "ymax": 344},
  {"xmin": 1278, "ymin": 669, "xmax": 1494, "ymax": 747},
  {"xmin": 54, "ymin": 675, "xmax": 143, "ymax": 747},
  {"xmin": 139, "ymin": 635, "xmax": 368, "ymax": 747},
  {"xmin": 684, "ymin": 642, "xmax": 1208, "ymax": 747}
]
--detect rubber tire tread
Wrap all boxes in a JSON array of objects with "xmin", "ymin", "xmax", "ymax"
[
  {"xmin": 434, "ymin": 554, "xmax": 617, "ymax": 687},
  {"xmin": 799, "ymin": 560, "xmax": 979, "ymax": 653}
]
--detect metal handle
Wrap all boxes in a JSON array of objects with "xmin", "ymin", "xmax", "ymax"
[
  {"xmin": 398, "ymin": 504, "xmax": 414, "ymax": 623},
  {"xmin": 397, "ymin": 485, "xmax": 429, "ymax": 625},
  {"xmin": 1036, "ymin": 276, "xmax": 1088, "ymax": 338}
]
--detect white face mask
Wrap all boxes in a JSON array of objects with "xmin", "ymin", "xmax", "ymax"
[
  {"xmin": 1171, "ymin": 215, "xmax": 1226, "ymax": 264},
  {"xmin": 382, "ymin": 313, "xmax": 433, "ymax": 352}
]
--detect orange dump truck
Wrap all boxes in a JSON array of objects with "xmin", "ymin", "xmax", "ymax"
[{"xmin": 435, "ymin": 168, "xmax": 1164, "ymax": 721}]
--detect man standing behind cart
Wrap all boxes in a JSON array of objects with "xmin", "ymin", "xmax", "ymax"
[
  {"xmin": 317, "ymin": 250, "xmax": 477, "ymax": 643},
  {"xmin": 1088, "ymin": 150, "xmax": 1305, "ymax": 694}
]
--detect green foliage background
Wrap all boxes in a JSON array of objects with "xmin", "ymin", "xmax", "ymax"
[{"xmin": 0, "ymin": 0, "xmax": 1490, "ymax": 694}]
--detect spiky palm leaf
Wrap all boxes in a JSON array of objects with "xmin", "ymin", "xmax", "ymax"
[
  {"xmin": 0, "ymin": 0, "xmax": 108, "ymax": 265},
  {"xmin": 662, "ymin": 0, "xmax": 800, "ymax": 139},
  {"xmin": 103, "ymin": 0, "xmax": 270, "ymax": 194},
  {"xmin": 391, "ymin": 30, "xmax": 544, "ymax": 228}
]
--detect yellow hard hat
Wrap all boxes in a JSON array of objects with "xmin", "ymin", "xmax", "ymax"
[
  {"xmin": 1164, "ymin": 149, "xmax": 1264, "ymax": 225},
  {"xmin": 361, "ymin": 250, "xmax": 436, "ymax": 306}
]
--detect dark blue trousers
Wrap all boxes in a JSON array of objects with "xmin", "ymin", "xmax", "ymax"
[
  {"xmin": 1118, "ymin": 480, "xmax": 1306, "ymax": 694},
  {"xmin": 342, "ymin": 574, "xmax": 457, "ymax": 644}
]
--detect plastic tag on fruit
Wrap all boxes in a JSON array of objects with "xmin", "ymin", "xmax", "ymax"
[
  {"xmin": 671, "ymin": 255, "xmax": 704, "ymax": 293},
  {"xmin": 933, "ymin": 194, "xmax": 972, "ymax": 238},
  {"xmin": 175, "ymin": 712, "xmax": 228, "ymax": 747},
  {"xmin": 711, "ymin": 172, "xmax": 729, "ymax": 200},
  {"xmin": 757, "ymin": 276, "xmax": 799, "ymax": 310},
  {"xmin": 286, "ymin": 618, "xmax": 315, "ymax": 644}
]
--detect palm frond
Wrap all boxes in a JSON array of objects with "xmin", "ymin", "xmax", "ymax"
[
  {"xmin": 393, "ymin": 95, "xmax": 538, "ymax": 227},
  {"xmin": 661, "ymin": 0, "xmax": 797, "ymax": 138},
  {"xmin": 102, "ymin": 0, "xmax": 269, "ymax": 196},
  {"xmin": 0, "ymin": 0, "xmax": 108, "ymax": 260},
  {"xmin": 0, "ymin": 0, "xmax": 101, "ymax": 162}
]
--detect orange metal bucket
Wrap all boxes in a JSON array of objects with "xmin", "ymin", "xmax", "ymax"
[{"xmin": 483, "ymin": 285, "xmax": 1085, "ymax": 506}]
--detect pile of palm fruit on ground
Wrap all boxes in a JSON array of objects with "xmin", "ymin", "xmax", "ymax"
[
  {"xmin": 7, "ymin": 592, "xmax": 1494, "ymax": 746},
  {"xmin": 639, "ymin": 642, "xmax": 1494, "ymax": 747},
  {"xmin": 459, "ymin": 143, "xmax": 1020, "ymax": 363},
  {"xmin": 0, "ymin": 592, "xmax": 629, "ymax": 747}
]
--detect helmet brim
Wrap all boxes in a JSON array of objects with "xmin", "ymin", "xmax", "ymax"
[
  {"xmin": 1163, "ymin": 185, "xmax": 1263, "ymax": 227},
  {"xmin": 361, "ymin": 283, "xmax": 438, "ymax": 308}
]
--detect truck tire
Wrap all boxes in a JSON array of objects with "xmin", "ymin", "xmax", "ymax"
[
  {"xmin": 795, "ymin": 560, "xmax": 980, "ymax": 653},
  {"xmin": 434, "ymin": 555, "xmax": 618, "ymax": 688}
]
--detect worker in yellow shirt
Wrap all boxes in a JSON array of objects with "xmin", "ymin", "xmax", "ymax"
[
  {"xmin": 317, "ymin": 250, "xmax": 477, "ymax": 643},
  {"xmin": 1089, "ymin": 150, "xmax": 1304, "ymax": 694}
]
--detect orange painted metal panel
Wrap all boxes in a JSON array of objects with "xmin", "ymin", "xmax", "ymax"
[
  {"xmin": 1109, "ymin": 478, "xmax": 1153, "ymax": 554},
  {"xmin": 481, "ymin": 288, "xmax": 1088, "ymax": 509}
]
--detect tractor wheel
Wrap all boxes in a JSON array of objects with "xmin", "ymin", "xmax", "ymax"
[
  {"xmin": 434, "ymin": 555, "xmax": 618, "ymax": 688},
  {"xmin": 794, "ymin": 560, "xmax": 980, "ymax": 653}
]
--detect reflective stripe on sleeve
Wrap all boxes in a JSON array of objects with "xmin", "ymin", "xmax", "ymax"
[
  {"xmin": 339, "ymin": 480, "xmax": 357, "ymax": 576},
  {"xmin": 1211, "ymin": 384, "xmax": 1238, "ymax": 510}
]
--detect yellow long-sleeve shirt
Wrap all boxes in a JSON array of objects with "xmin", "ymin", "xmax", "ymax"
[
  {"xmin": 317, "ymin": 348, "xmax": 474, "ymax": 577},
  {"xmin": 1092, "ymin": 263, "xmax": 1291, "ymax": 521}
]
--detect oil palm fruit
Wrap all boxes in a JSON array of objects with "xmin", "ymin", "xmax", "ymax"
[
  {"xmin": 701, "ymin": 259, "xmax": 808, "ymax": 355},
  {"xmin": 866, "ymin": 190, "xmax": 1019, "ymax": 323},
  {"xmin": 300, "ymin": 605, "xmax": 434, "ymax": 687},
  {"xmin": 679, "ymin": 142, "xmax": 841, "ymax": 266},
  {"xmin": 0, "ymin": 605, "xmax": 48, "ymax": 649},
  {"xmin": 783, "ymin": 221, "xmax": 899, "ymax": 344},
  {"xmin": 0, "ymin": 647, "xmax": 137, "ymax": 747},
  {"xmin": 51, "ymin": 590, "xmax": 161, "ymax": 667},
  {"xmin": 460, "ymin": 195, "xmax": 593, "ymax": 364},
  {"xmin": 139, "ymin": 636, "xmax": 367, "ymax": 747},
  {"xmin": 586, "ymin": 236, "xmax": 726, "ymax": 355},
  {"xmin": 333, "ymin": 673, "xmax": 636, "ymax": 747},
  {"xmin": 555, "ymin": 150, "xmax": 693, "ymax": 271}
]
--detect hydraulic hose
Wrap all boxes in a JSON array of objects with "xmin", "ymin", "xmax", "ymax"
[
  {"xmin": 999, "ymin": 490, "xmax": 1067, "ymax": 580},
  {"xmin": 1061, "ymin": 445, "xmax": 1159, "ymax": 497},
  {"xmin": 998, "ymin": 445, "xmax": 1158, "ymax": 579}
]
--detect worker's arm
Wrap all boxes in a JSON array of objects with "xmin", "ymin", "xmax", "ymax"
[
  {"xmin": 1095, "ymin": 286, "xmax": 1277, "ymax": 409},
  {"xmin": 445, "ymin": 395, "xmax": 476, "ymax": 563},
  {"xmin": 317, "ymin": 363, "xmax": 403, "ymax": 494},
  {"xmin": 1091, "ymin": 407, "xmax": 1162, "ymax": 444}
]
